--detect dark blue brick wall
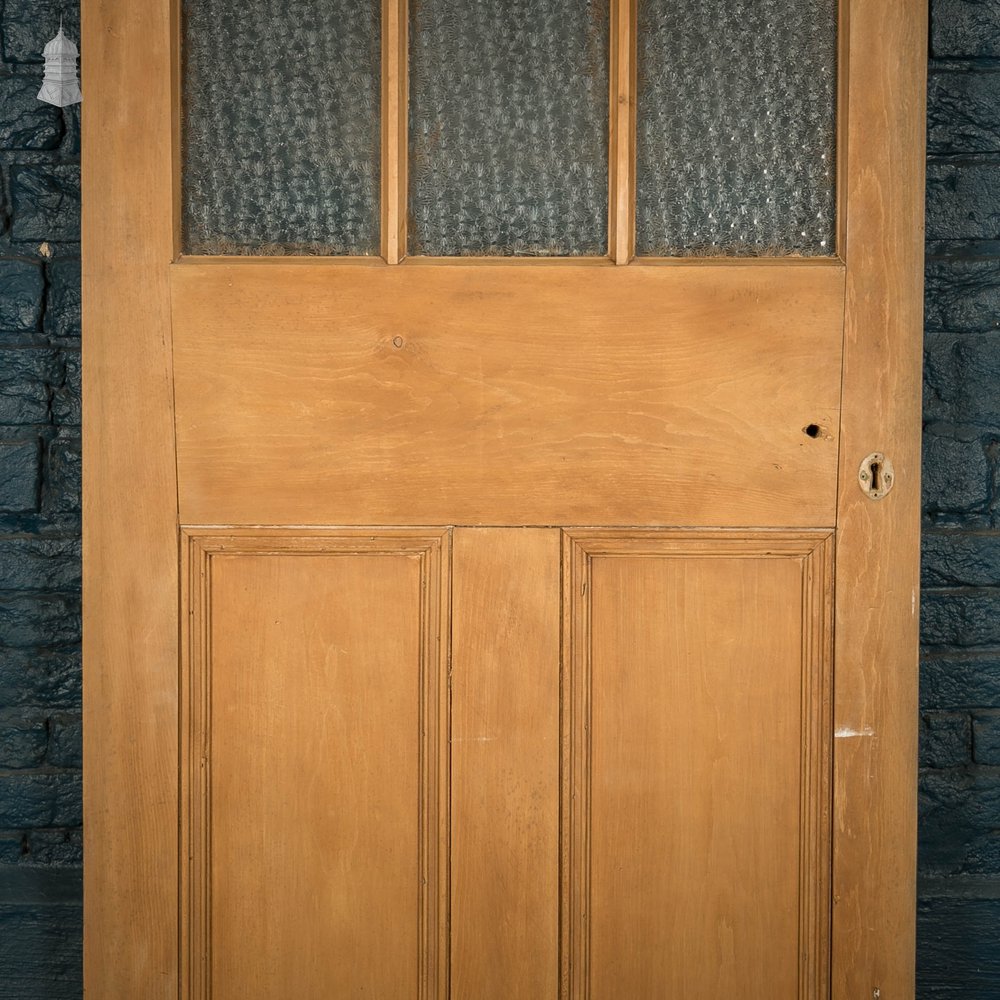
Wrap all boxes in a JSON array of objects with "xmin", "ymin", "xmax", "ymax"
[
  {"xmin": 0, "ymin": 0, "xmax": 82, "ymax": 997},
  {"xmin": 0, "ymin": 1, "xmax": 996, "ymax": 997},
  {"xmin": 921, "ymin": 1, "xmax": 1000, "ymax": 995}
]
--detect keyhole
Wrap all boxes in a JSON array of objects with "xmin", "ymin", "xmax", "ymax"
[{"xmin": 859, "ymin": 452, "xmax": 894, "ymax": 500}]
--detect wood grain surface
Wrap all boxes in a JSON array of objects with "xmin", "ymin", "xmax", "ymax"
[
  {"xmin": 171, "ymin": 262, "xmax": 844, "ymax": 527},
  {"xmin": 82, "ymin": 0, "xmax": 180, "ymax": 996},
  {"xmin": 181, "ymin": 530, "xmax": 449, "ymax": 1000},
  {"xmin": 832, "ymin": 1, "xmax": 928, "ymax": 997},
  {"xmin": 563, "ymin": 531, "xmax": 833, "ymax": 999},
  {"xmin": 450, "ymin": 529, "xmax": 561, "ymax": 999}
]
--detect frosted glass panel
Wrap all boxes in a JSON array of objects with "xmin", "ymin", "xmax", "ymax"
[
  {"xmin": 183, "ymin": 0, "xmax": 380, "ymax": 256},
  {"xmin": 636, "ymin": 0, "xmax": 837, "ymax": 257},
  {"xmin": 408, "ymin": 0, "xmax": 609, "ymax": 257}
]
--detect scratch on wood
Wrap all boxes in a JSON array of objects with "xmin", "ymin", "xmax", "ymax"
[{"xmin": 835, "ymin": 726, "xmax": 876, "ymax": 738}]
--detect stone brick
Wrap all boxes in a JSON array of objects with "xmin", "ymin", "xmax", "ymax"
[
  {"xmin": 0, "ymin": 713, "xmax": 47, "ymax": 769},
  {"xmin": 10, "ymin": 167, "xmax": 81, "ymax": 244},
  {"xmin": 922, "ymin": 711, "xmax": 973, "ymax": 767},
  {"xmin": 0, "ymin": 772, "xmax": 81, "ymax": 828},
  {"xmin": 0, "ymin": 538, "xmax": 80, "ymax": 592},
  {"xmin": 0, "ymin": 76, "xmax": 63, "ymax": 151},
  {"xmin": 922, "ymin": 433, "xmax": 991, "ymax": 513},
  {"xmin": 922, "ymin": 589, "xmax": 1000, "ymax": 648},
  {"xmin": 973, "ymin": 711, "xmax": 1000, "ymax": 765},
  {"xmin": 50, "ymin": 351, "xmax": 80, "ymax": 427},
  {"xmin": 16, "ymin": 828, "xmax": 82, "ymax": 867},
  {"xmin": 926, "ymin": 163, "xmax": 1000, "ymax": 241},
  {"xmin": 0, "ymin": 650, "xmax": 80, "ymax": 710},
  {"xmin": 0, "ymin": 261, "xmax": 44, "ymax": 332},
  {"xmin": 932, "ymin": 0, "xmax": 1000, "ymax": 57},
  {"xmin": 61, "ymin": 103, "xmax": 80, "ymax": 158},
  {"xmin": 46, "ymin": 715, "xmax": 80, "ymax": 770},
  {"xmin": 925, "ymin": 334, "xmax": 1000, "ymax": 429},
  {"xmin": 922, "ymin": 653, "xmax": 1000, "ymax": 710},
  {"xmin": 0, "ymin": 595, "xmax": 80, "ymax": 650},
  {"xmin": 0, "ymin": 830, "xmax": 27, "ymax": 864},
  {"xmin": 44, "ymin": 259, "xmax": 80, "ymax": 338},
  {"xmin": 919, "ymin": 895, "xmax": 1000, "ymax": 997},
  {"xmin": 0, "ymin": 903, "xmax": 81, "ymax": 1000},
  {"xmin": 42, "ymin": 438, "xmax": 80, "ymax": 516},
  {"xmin": 919, "ymin": 766, "xmax": 1000, "ymax": 874},
  {"xmin": 925, "ymin": 259, "xmax": 1000, "ymax": 334},
  {"xmin": 0, "ymin": 440, "xmax": 40, "ymax": 513},
  {"xmin": 929, "ymin": 69, "xmax": 1000, "ymax": 155},
  {"xmin": 0, "ymin": 350, "xmax": 57, "ymax": 426},
  {"xmin": 923, "ymin": 531, "xmax": 1000, "ymax": 587},
  {"xmin": 0, "ymin": 0, "xmax": 81, "ymax": 63}
]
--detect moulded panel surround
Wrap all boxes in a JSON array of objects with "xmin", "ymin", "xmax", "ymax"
[
  {"xmin": 562, "ymin": 530, "xmax": 834, "ymax": 998},
  {"xmin": 179, "ymin": 527, "xmax": 833, "ymax": 1000},
  {"xmin": 180, "ymin": 530, "xmax": 450, "ymax": 1000}
]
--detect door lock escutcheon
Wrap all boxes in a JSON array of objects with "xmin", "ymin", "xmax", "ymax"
[{"xmin": 859, "ymin": 452, "xmax": 894, "ymax": 500}]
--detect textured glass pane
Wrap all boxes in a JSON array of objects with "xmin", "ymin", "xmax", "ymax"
[
  {"xmin": 409, "ymin": 0, "xmax": 609, "ymax": 257},
  {"xmin": 183, "ymin": 0, "xmax": 380, "ymax": 256},
  {"xmin": 636, "ymin": 0, "xmax": 837, "ymax": 257}
]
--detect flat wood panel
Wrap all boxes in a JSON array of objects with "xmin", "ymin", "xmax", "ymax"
[
  {"xmin": 451, "ymin": 529, "xmax": 561, "ymax": 999},
  {"xmin": 82, "ymin": 0, "xmax": 179, "ymax": 996},
  {"xmin": 171, "ymin": 263, "xmax": 844, "ymax": 527},
  {"xmin": 832, "ymin": 1, "xmax": 927, "ymax": 996},
  {"xmin": 564, "ymin": 531, "xmax": 833, "ymax": 999},
  {"xmin": 181, "ymin": 531, "xmax": 449, "ymax": 1000}
]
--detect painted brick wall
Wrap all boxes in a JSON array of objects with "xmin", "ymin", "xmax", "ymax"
[
  {"xmin": 1, "ymin": 2, "xmax": 998, "ymax": 998},
  {"xmin": 0, "ymin": 1, "xmax": 83, "ymax": 997},
  {"xmin": 920, "ymin": 1, "xmax": 1000, "ymax": 995}
]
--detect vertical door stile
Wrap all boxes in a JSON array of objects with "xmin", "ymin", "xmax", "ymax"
[
  {"xmin": 382, "ymin": 0, "xmax": 408, "ymax": 263},
  {"xmin": 609, "ymin": 0, "xmax": 636, "ymax": 265}
]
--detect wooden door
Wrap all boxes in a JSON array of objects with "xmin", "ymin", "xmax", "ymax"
[{"xmin": 83, "ymin": 1, "xmax": 927, "ymax": 998}]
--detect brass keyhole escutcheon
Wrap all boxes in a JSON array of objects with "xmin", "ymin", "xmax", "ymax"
[{"xmin": 859, "ymin": 452, "xmax": 894, "ymax": 500}]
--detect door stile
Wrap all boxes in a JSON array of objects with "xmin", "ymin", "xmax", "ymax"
[
  {"xmin": 833, "ymin": 1, "xmax": 927, "ymax": 997},
  {"xmin": 608, "ymin": 0, "xmax": 637, "ymax": 265},
  {"xmin": 82, "ymin": 0, "xmax": 180, "ymax": 997},
  {"xmin": 382, "ymin": 0, "xmax": 408, "ymax": 264}
]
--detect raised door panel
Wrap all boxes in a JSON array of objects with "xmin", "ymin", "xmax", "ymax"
[
  {"xmin": 180, "ymin": 531, "xmax": 449, "ymax": 1000},
  {"xmin": 563, "ymin": 531, "xmax": 833, "ymax": 999}
]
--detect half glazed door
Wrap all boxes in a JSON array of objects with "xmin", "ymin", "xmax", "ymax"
[{"xmin": 83, "ymin": 2, "xmax": 927, "ymax": 999}]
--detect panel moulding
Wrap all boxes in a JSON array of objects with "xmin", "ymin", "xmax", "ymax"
[
  {"xmin": 560, "ymin": 528, "xmax": 834, "ymax": 999},
  {"xmin": 178, "ymin": 528, "xmax": 451, "ymax": 1000}
]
